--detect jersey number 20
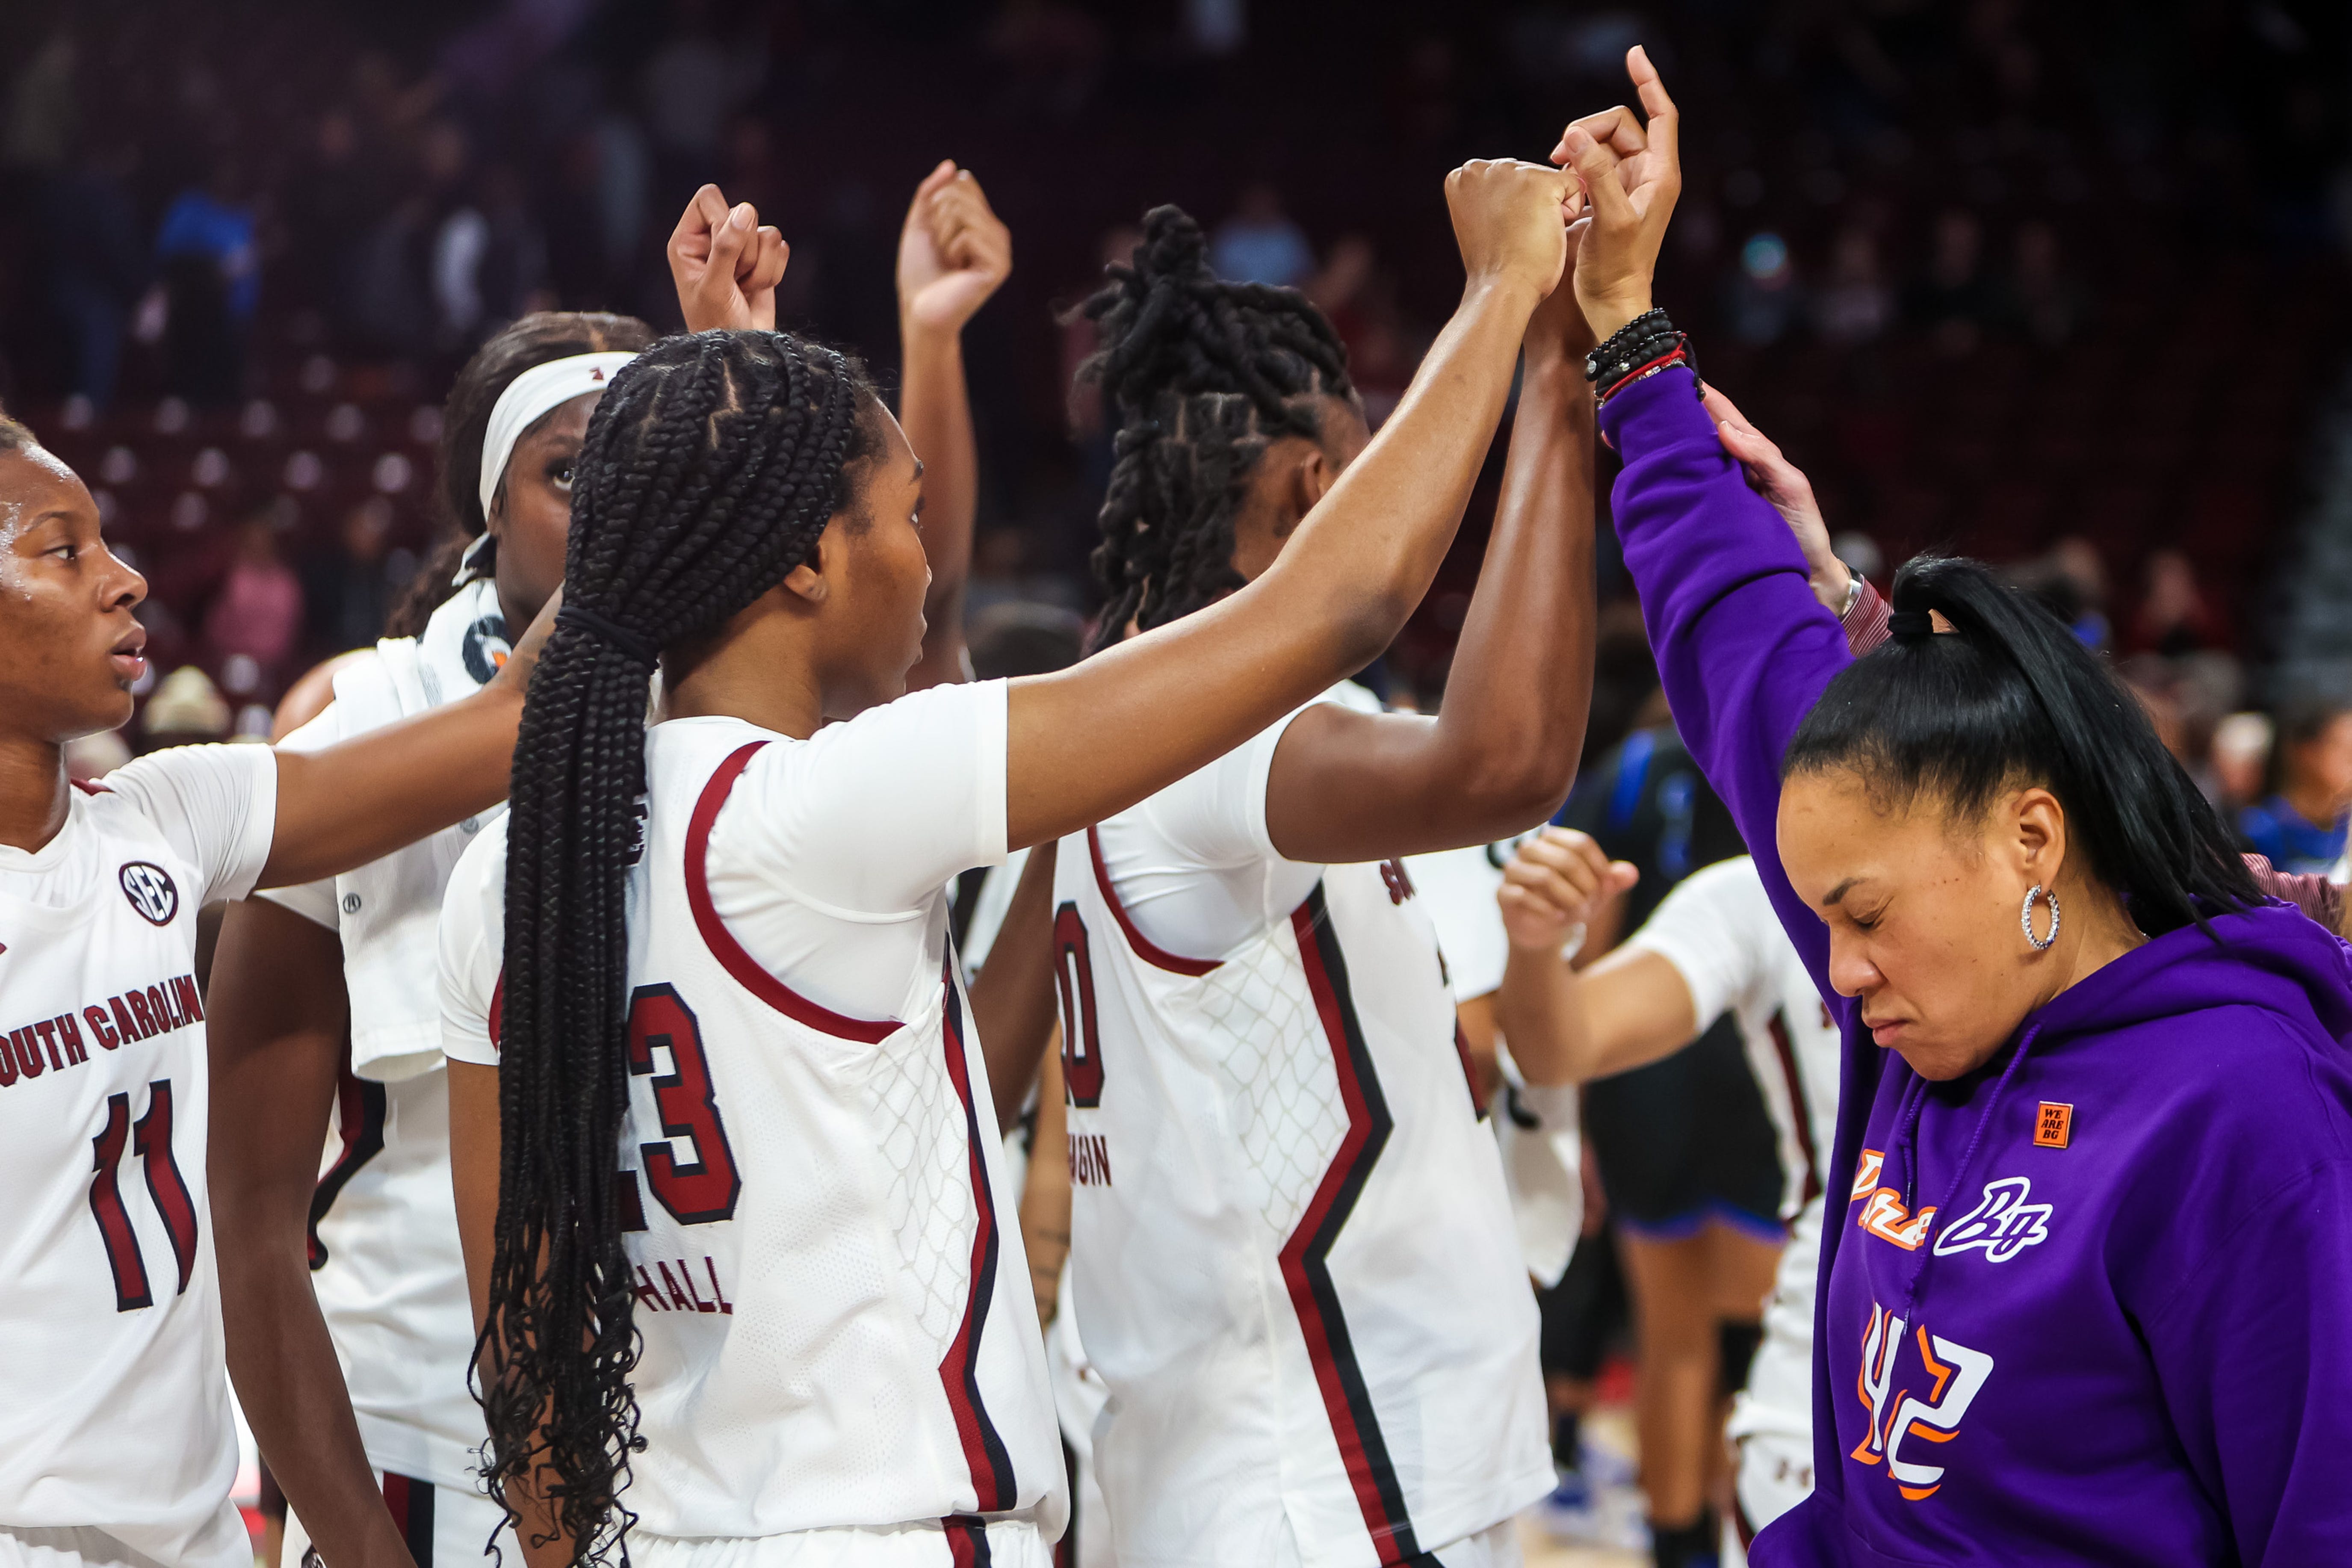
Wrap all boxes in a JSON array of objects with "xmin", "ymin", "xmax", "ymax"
[
  {"xmin": 88, "ymin": 1079, "xmax": 200, "ymax": 1312},
  {"xmin": 627, "ymin": 984, "xmax": 741, "ymax": 1224},
  {"xmin": 1054, "ymin": 903, "xmax": 1105, "ymax": 1107}
]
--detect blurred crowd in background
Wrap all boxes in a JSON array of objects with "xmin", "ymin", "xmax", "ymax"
[{"xmin": 4, "ymin": 0, "xmax": 2352, "ymax": 877}]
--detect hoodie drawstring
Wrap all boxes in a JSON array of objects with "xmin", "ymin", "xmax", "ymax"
[{"xmin": 1895, "ymin": 1023, "xmax": 2043, "ymax": 1322}]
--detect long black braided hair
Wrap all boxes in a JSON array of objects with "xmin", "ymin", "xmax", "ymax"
[
  {"xmin": 481, "ymin": 329, "xmax": 880, "ymax": 1562},
  {"xmin": 1076, "ymin": 205, "xmax": 1356, "ymax": 652}
]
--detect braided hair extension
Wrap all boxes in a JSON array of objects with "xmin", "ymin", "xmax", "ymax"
[
  {"xmin": 387, "ymin": 312, "xmax": 658, "ymax": 638},
  {"xmin": 1076, "ymin": 206, "xmax": 1356, "ymax": 652},
  {"xmin": 481, "ymin": 329, "xmax": 880, "ymax": 1562}
]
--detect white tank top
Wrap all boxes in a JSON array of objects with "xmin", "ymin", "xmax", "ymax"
[
  {"xmin": 1048, "ymin": 690, "xmax": 1551, "ymax": 1568},
  {"xmin": 441, "ymin": 701, "xmax": 1065, "ymax": 1541}
]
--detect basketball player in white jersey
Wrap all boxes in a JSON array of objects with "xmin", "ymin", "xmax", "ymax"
[
  {"xmin": 1004, "ymin": 183, "xmax": 1610, "ymax": 1566},
  {"xmin": 0, "ymin": 410, "xmax": 556, "ymax": 1568},
  {"xmin": 435, "ymin": 159, "xmax": 1582, "ymax": 1568},
  {"xmin": 1492, "ymin": 832, "xmax": 1842, "ymax": 1549},
  {"xmin": 207, "ymin": 168, "xmax": 1008, "ymax": 1568}
]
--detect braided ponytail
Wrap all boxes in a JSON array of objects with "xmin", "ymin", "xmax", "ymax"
[
  {"xmin": 480, "ymin": 329, "xmax": 880, "ymax": 1562},
  {"xmin": 1077, "ymin": 206, "xmax": 1356, "ymax": 651}
]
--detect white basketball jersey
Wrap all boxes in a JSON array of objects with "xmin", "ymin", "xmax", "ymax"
[
  {"xmin": 1048, "ymin": 697, "xmax": 1551, "ymax": 1568},
  {"xmin": 0, "ymin": 747, "xmax": 277, "ymax": 1568},
  {"xmin": 262, "ymin": 579, "xmax": 511, "ymax": 1489},
  {"xmin": 440, "ymin": 709, "xmax": 1064, "ymax": 1544}
]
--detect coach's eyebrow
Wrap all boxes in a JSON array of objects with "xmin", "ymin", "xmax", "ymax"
[{"xmin": 1823, "ymin": 877, "xmax": 1862, "ymax": 907}]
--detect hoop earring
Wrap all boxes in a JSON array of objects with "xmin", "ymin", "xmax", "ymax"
[{"xmin": 2021, "ymin": 884, "xmax": 2060, "ymax": 951}]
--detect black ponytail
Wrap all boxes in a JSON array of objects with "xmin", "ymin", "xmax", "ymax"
[
  {"xmin": 387, "ymin": 311, "xmax": 658, "ymax": 639},
  {"xmin": 1784, "ymin": 555, "xmax": 2260, "ymax": 938},
  {"xmin": 480, "ymin": 329, "xmax": 880, "ymax": 1562},
  {"xmin": 1077, "ymin": 205, "xmax": 1356, "ymax": 652}
]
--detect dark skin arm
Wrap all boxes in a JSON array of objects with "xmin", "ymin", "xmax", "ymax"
[
  {"xmin": 208, "ymin": 901, "xmax": 416, "ymax": 1568},
  {"xmin": 966, "ymin": 840, "xmax": 1061, "ymax": 1130},
  {"xmin": 1262, "ymin": 229, "xmax": 1601, "ymax": 863},
  {"xmin": 258, "ymin": 595, "xmax": 555, "ymax": 888},
  {"xmin": 1004, "ymin": 159, "xmax": 1575, "ymax": 851},
  {"xmin": 448, "ymin": 1061, "xmax": 571, "ymax": 1568},
  {"xmin": 895, "ymin": 161, "xmax": 1011, "ymax": 689}
]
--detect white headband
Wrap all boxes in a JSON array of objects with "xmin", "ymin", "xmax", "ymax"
[{"xmin": 477, "ymin": 351, "xmax": 638, "ymax": 520}]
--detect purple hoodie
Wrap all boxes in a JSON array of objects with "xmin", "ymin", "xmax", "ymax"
[{"xmin": 1601, "ymin": 365, "xmax": 2352, "ymax": 1565}]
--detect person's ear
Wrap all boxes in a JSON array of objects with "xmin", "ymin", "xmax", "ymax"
[
  {"xmin": 485, "ymin": 486, "xmax": 508, "ymax": 540},
  {"xmin": 1288, "ymin": 445, "xmax": 1333, "ymax": 523},
  {"xmin": 2012, "ymin": 786, "xmax": 2065, "ymax": 885},
  {"xmin": 781, "ymin": 530, "xmax": 832, "ymax": 605}
]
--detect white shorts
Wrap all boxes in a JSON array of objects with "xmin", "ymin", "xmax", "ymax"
[
  {"xmin": 1729, "ymin": 1317, "xmax": 1814, "ymax": 1537},
  {"xmin": 629, "ymin": 1518, "xmax": 1052, "ymax": 1568},
  {"xmin": 1273, "ymin": 1517, "xmax": 1522, "ymax": 1568},
  {"xmin": 284, "ymin": 1471, "xmax": 513, "ymax": 1567}
]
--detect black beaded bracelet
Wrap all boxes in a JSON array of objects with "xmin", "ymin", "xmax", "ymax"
[{"xmin": 1584, "ymin": 307, "xmax": 1674, "ymax": 384}]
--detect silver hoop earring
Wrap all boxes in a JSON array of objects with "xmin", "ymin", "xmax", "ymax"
[{"xmin": 2021, "ymin": 884, "xmax": 2060, "ymax": 951}]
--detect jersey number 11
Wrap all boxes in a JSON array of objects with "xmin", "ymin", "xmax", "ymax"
[{"xmin": 88, "ymin": 1079, "xmax": 200, "ymax": 1312}]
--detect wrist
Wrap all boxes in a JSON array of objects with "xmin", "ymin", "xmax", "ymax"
[
  {"xmin": 899, "ymin": 313, "xmax": 967, "ymax": 351},
  {"xmin": 1464, "ymin": 271, "xmax": 1546, "ymax": 317},
  {"xmin": 1522, "ymin": 341, "xmax": 1593, "ymax": 381},
  {"xmin": 1815, "ymin": 559, "xmax": 1857, "ymax": 618},
  {"xmin": 1581, "ymin": 291, "xmax": 1655, "ymax": 343}
]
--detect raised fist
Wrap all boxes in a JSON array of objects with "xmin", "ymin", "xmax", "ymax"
[
  {"xmin": 669, "ymin": 184, "xmax": 788, "ymax": 334},
  {"xmin": 1444, "ymin": 157, "xmax": 1578, "ymax": 301},
  {"xmin": 898, "ymin": 160, "xmax": 1012, "ymax": 336},
  {"xmin": 1497, "ymin": 827, "xmax": 1638, "ymax": 952}
]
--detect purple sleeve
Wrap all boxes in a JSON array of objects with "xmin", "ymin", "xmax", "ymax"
[
  {"xmin": 2142, "ymin": 1155, "xmax": 2352, "ymax": 1564},
  {"xmin": 1598, "ymin": 367, "xmax": 1854, "ymax": 1005}
]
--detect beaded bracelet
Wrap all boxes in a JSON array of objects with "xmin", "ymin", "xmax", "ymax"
[{"xmin": 1584, "ymin": 307, "xmax": 1673, "ymax": 385}]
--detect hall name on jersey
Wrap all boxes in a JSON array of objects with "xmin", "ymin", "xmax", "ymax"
[
  {"xmin": 629, "ymin": 1254, "xmax": 735, "ymax": 1316},
  {"xmin": 1069, "ymin": 1131, "xmax": 1112, "ymax": 1186},
  {"xmin": 0, "ymin": 972, "xmax": 202, "ymax": 1090}
]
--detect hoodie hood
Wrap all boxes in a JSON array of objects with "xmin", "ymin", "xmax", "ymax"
[{"xmin": 2021, "ymin": 896, "xmax": 2352, "ymax": 1056}]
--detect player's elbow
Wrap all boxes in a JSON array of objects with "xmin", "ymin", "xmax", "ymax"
[{"xmin": 1450, "ymin": 753, "xmax": 1574, "ymax": 840}]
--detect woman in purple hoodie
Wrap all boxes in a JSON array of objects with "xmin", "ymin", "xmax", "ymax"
[{"xmin": 1554, "ymin": 48, "xmax": 2352, "ymax": 1566}]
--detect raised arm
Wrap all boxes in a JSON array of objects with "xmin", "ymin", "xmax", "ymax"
[
  {"xmin": 258, "ymin": 596, "xmax": 553, "ymax": 888},
  {"xmin": 895, "ymin": 162, "xmax": 1011, "ymax": 688},
  {"xmin": 1260, "ymin": 224, "xmax": 1600, "ymax": 863},
  {"xmin": 1005, "ymin": 159, "xmax": 1576, "ymax": 850},
  {"xmin": 1558, "ymin": 49, "xmax": 1849, "ymax": 989}
]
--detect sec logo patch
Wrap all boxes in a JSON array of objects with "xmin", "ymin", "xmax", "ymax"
[
  {"xmin": 119, "ymin": 862, "xmax": 180, "ymax": 926},
  {"xmin": 461, "ymin": 615, "xmax": 514, "ymax": 686}
]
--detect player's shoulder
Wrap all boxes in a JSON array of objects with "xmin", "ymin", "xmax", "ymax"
[
  {"xmin": 444, "ymin": 809, "xmax": 512, "ymax": 919},
  {"xmin": 1655, "ymin": 853, "xmax": 1767, "ymax": 917}
]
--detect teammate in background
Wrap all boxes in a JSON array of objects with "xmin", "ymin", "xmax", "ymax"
[
  {"xmin": 1550, "ymin": 711, "xmax": 1781, "ymax": 1568},
  {"xmin": 206, "ymin": 168, "xmax": 1010, "ymax": 1568},
  {"xmin": 982, "ymin": 195, "xmax": 1599, "ymax": 1567},
  {"xmin": 1568, "ymin": 45, "xmax": 2352, "ymax": 1563},
  {"xmin": 0, "ymin": 406, "xmax": 554, "ymax": 1568},
  {"xmin": 218, "ymin": 307, "xmax": 658, "ymax": 1568},
  {"xmin": 436, "ymin": 158, "xmax": 1581, "ymax": 1568},
  {"xmin": 1494, "ymin": 834, "xmax": 1839, "ymax": 1553}
]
